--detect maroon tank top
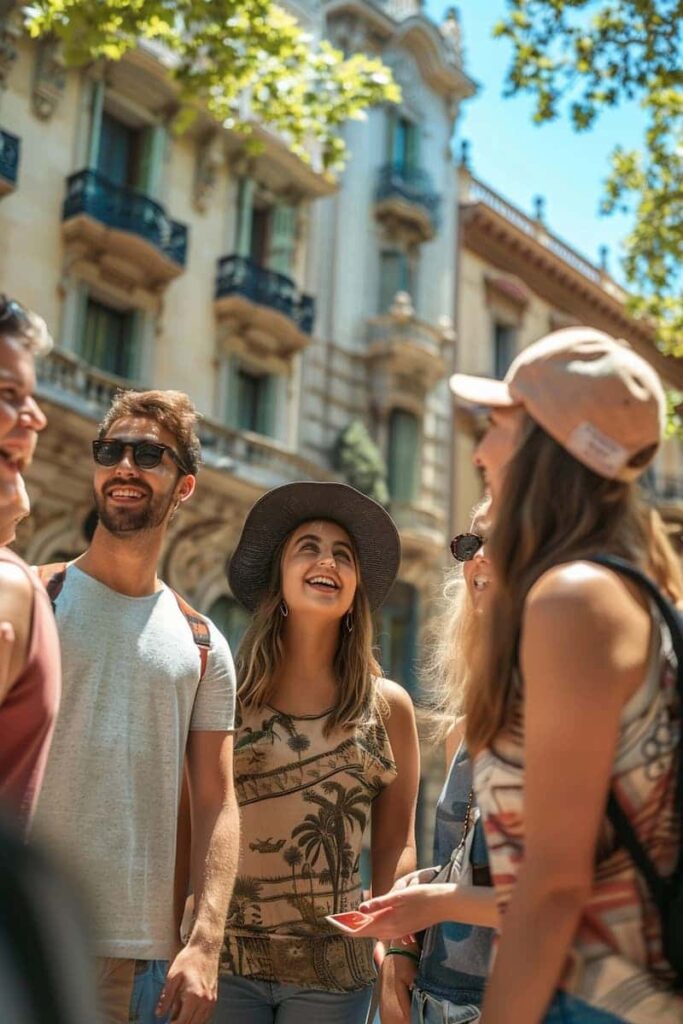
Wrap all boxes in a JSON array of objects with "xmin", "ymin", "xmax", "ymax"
[{"xmin": 0, "ymin": 547, "xmax": 61, "ymax": 833}]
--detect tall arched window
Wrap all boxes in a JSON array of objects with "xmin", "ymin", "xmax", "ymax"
[
  {"xmin": 208, "ymin": 596, "xmax": 250, "ymax": 654},
  {"xmin": 388, "ymin": 409, "xmax": 420, "ymax": 502}
]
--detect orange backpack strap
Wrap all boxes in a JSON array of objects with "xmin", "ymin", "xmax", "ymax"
[
  {"xmin": 35, "ymin": 562, "xmax": 69, "ymax": 610},
  {"xmin": 171, "ymin": 589, "xmax": 211, "ymax": 682}
]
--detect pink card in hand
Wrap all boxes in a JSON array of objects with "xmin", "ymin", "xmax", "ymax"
[{"xmin": 325, "ymin": 911, "xmax": 373, "ymax": 934}]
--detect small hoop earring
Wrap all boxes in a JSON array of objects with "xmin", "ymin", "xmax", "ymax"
[
  {"xmin": 280, "ymin": 600, "xmax": 289, "ymax": 618},
  {"xmin": 345, "ymin": 612, "xmax": 353, "ymax": 633}
]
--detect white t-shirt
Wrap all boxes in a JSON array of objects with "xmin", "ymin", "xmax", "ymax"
[{"xmin": 33, "ymin": 566, "xmax": 236, "ymax": 960}]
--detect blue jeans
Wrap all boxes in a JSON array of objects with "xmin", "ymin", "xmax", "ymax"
[
  {"xmin": 544, "ymin": 992, "xmax": 626, "ymax": 1022},
  {"xmin": 216, "ymin": 973, "xmax": 375, "ymax": 1024},
  {"xmin": 411, "ymin": 985, "xmax": 481, "ymax": 1023},
  {"xmin": 130, "ymin": 960, "xmax": 169, "ymax": 1024}
]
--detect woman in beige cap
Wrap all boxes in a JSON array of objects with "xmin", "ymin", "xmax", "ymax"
[
  {"xmin": 215, "ymin": 481, "xmax": 420, "ymax": 1024},
  {"xmin": 446, "ymin": 328, "xmax": 683, "ymax": 1023}
]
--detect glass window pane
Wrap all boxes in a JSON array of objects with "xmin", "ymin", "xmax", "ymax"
[
  {"xmin": 377, "ymin": 581, "xmax": 418, "ymax": 695},
  {"xmin": 98, "ymin": 113, "xmax": 136, "ymax": 187},
  {"xmin": 493, "ymin": 322, "xmax": 516, "ymax": 379},
  {"xmin": 81, "ymin": 299, "xmax": 135, "ymax": 378}
]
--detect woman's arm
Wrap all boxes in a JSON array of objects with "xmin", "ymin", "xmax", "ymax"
[
  {"xmin": 371, "ymin": 679, "xmax": 421, "ymax": 896},
  {"xmin": 372, "ymin": 679, "xmax": 421, "ymax": 1024},
  {"xmin": 480, "ymin": 562, "xmax": 651, "ymax": 1024},
  {"xmin": 358, "ymin": 879, "xmax": 499, "ymax": 936}
]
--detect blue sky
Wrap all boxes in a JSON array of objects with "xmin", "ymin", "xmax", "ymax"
[{"xmin": 425, "ymin": 0, "xmax": 644, "ymax": 283}]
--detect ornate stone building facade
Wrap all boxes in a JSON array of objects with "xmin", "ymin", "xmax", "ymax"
[
  {"xmin": 0, "ymin": 6, "xmax": 474, "ymax": 853},
  {"xmin": 453, "ymin": 148, "xmax": 683, "ymax": 546}
]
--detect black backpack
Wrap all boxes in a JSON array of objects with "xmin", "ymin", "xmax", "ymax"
[{"xmin": 589, "ymin": 554, "xmax": 683, "ymax": 989}]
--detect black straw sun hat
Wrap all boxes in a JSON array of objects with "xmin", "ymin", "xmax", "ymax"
[{"xmin": 228, "ymin": 481, "xmax": 401, "ymax": 612}]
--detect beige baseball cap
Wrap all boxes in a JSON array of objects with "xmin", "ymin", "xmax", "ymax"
[{"xmin": 449, "ymin": 327, "xmax": 666, "ymax": 482}]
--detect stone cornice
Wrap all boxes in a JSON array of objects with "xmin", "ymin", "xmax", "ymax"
[{"xmin": 459, "ymin": 192, "xmax": 683, "ymax": 389}]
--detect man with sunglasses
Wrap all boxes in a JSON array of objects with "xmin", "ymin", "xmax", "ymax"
[
  {"xmin": 0, "ymin": 296, "xmax": 60, "ymax": 833},
  {"xmin": 33, "ymin": 389, "xmax": 239, "ymax": 1024}
]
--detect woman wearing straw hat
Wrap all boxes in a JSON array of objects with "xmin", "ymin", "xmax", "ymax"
[
  {"xmin": 447, "ymin": 328, "xmax": 683, "ymax": 1022},
  {"xmin": 215, "ymin": 481, "xmax": 420, "ymax": 1024}
]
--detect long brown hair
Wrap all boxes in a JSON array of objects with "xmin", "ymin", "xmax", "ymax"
[
  {"xmin": 465, "ymin": 418, "xmax": 683, "ymax": 753},
  {"xmin": 236, "ymin": 529, "xmax": 383, "ymax": 735}
]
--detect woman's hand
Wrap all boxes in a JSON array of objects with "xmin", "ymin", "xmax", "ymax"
[{"xmin": 353, "ymin": 884, "xmax": 456, "ymax": 939}]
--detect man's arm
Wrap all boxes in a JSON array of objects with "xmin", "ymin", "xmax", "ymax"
[{"xmin": 157, "ymin": 730, "xmax": 239, "ymax": 1024}]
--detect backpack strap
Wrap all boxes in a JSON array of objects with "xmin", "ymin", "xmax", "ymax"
[
  {"xmin": 35, "ymin": 562, "xmax": 69, "ymax": 610},
  {"xmin": 170, "ymin": 589, "xmax": 211, "ymax": 682},
  {"xmin": 586, "ymin": 554, "xmax": 683, "ymax": 893}
]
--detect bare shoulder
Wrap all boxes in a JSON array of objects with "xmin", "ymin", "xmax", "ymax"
[
  {"xmin": 377, "ymin": 677, "xmax": 415, "ymax": 716},
  {"xmin": 522, "ymin": 560, "xmax": 651, "ymax": 693},
  {"xmin": 526, "ymin": 560, "xmax": 647, "ymax": 628},
  {"xmin": 0, "ymin": 560, "xmax": 34, "ymax": 617}
]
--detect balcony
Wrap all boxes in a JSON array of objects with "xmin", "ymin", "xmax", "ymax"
[
  {"xmin": 214, "ymin": 254, "xmax": 316, "ymax": 360},
  {"xmin": 36, "ymin": 348, "xmax": 331, "ymax": 490},
  {"xmin": 375, "ymin": 163, "xmax": 441, "ymax": 242},
  {"xmin": 367, "ymin": 292, "xmax": 452, "ymax": 410},
  {"xmin": 0, "ymin": 128, "xmax": 20, "ymax": 196},
  {"xmin": 61, "ymin": 169, "xmax": 188, "ymax": 289}
]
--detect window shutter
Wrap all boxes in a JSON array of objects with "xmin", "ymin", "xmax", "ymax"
[
  {"xmin": 379, "ymin": 251, "xmax": 407, "ymax": 313},
  {"xmin": 267, "ymin": 204, "xmax": 297, "ymax": 276},
  {"xmin": 388, "ymin": 409, "xmax": 420, "ymax": 502},
  {"xmin": 386, "ymin": 111, "xmax": 397, "ymax": 163},
  {"xmin": 136, "ymin": 124, "xmax": 166, "ymax": 198},
  {"xmin": 405, "ymin": 122, "xmax": 419, "ymax": 171},
  {"xmin": 258, "ymin": 374, "xmax": 278, "ymax": 437},
  {"xmin": 235, "ymin": 179, "xmax": 256, "ymax": 258}
]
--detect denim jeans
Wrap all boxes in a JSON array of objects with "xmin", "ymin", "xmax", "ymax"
[
  {"xmin": 411, "ymin": 985, "xmax": 481, "ymax": 1024},
  {"xmin": 129, "ymin": 960, "xmax": 170, "ymax": 1024},
  {"xmin": 544, "ymin": 991, "xmax": 626, "ymax": 1022},
  {"xmin": 216, "ymin": 973, "xmax": 375, "ymax": 1024}
]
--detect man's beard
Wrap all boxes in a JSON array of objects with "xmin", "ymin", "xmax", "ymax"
[{"xmin": 94, "ymin": 481, "xmax": 176, "ymax": 536}]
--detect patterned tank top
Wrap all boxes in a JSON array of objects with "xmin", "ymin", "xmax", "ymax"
[
  {"xmin": 474, "ymin": 606, "xmax": 683, "ymax": 1023},
  {"xmin": 220, "ymin": 698, "xmax": 397, "ymax": 992}
]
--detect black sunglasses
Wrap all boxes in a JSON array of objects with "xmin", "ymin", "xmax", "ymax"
[
  {"xmin": 450, "ymin": 532, "xmax": 485, "ymax": 562},
  {"xmin": 0, "ymin": 297, "xmax": 29, "ymax": 324},
  {"xmin": 92, "ymin": 439, "xmax": 189, "ymax": 474}
]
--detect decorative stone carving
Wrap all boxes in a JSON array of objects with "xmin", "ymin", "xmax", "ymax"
[
  {"xmin": 32, "ymin": 37, "xmax": 67, "ymax": 121},
  {"xmin": 193, "ymin": 131, "xmax": 225, "ymax": 213},
  {"xmin": 440, "ymin": 7, "xmax": 464, "ymax": 66},
  {"xmin": 389, "ymin": 290, "xmax": 414, "ymax": 321},
  {"xmin": 326, "ymin": 14, "xmax": 373, "ymax": 57}
]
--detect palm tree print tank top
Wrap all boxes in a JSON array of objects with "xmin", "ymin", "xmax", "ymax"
[{"xmin": 220, "ymin": 699, "xmax": 397, "ymax": 991}]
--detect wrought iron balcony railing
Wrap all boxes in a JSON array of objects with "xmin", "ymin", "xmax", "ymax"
[
  {"xmin": 0, "ymin": 128, "xmax": 20, "ymax": 187},
  {"xmin": 376, "ymin": 162, "xmax": 441, "ymax": 231},
  {"xmin": 215, "ymin": 254, "xmax": 315, "ymax": 335},
  {"xmin": 62, "ymin": 169, "xmax": 188, "ymax": 267}
]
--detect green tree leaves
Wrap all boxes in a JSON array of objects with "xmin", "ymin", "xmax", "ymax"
[
  {"xmin": 494, "ymin": 0, "xmax": 683, "ymax": 354},
  {"xmin": 25, "ymin": 0, "xmax": 399, "ymax": 170}
]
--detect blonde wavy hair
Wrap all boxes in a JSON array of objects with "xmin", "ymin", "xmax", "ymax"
[
  {"xmin": 236, "ymin": 527, "xmax": 383, "ymax": 735},
  {"xmin": 421, "ymin": 499, "xmax": 490, "ymax": 741},
  {"xmin": 465, "ymin": 417, "xmax": 683, "ymax": 754}
]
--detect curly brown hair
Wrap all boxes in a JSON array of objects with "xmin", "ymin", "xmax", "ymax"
[{"xmin": 98, "ymin": 389, "xmax": 202, "ymax": 475}]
